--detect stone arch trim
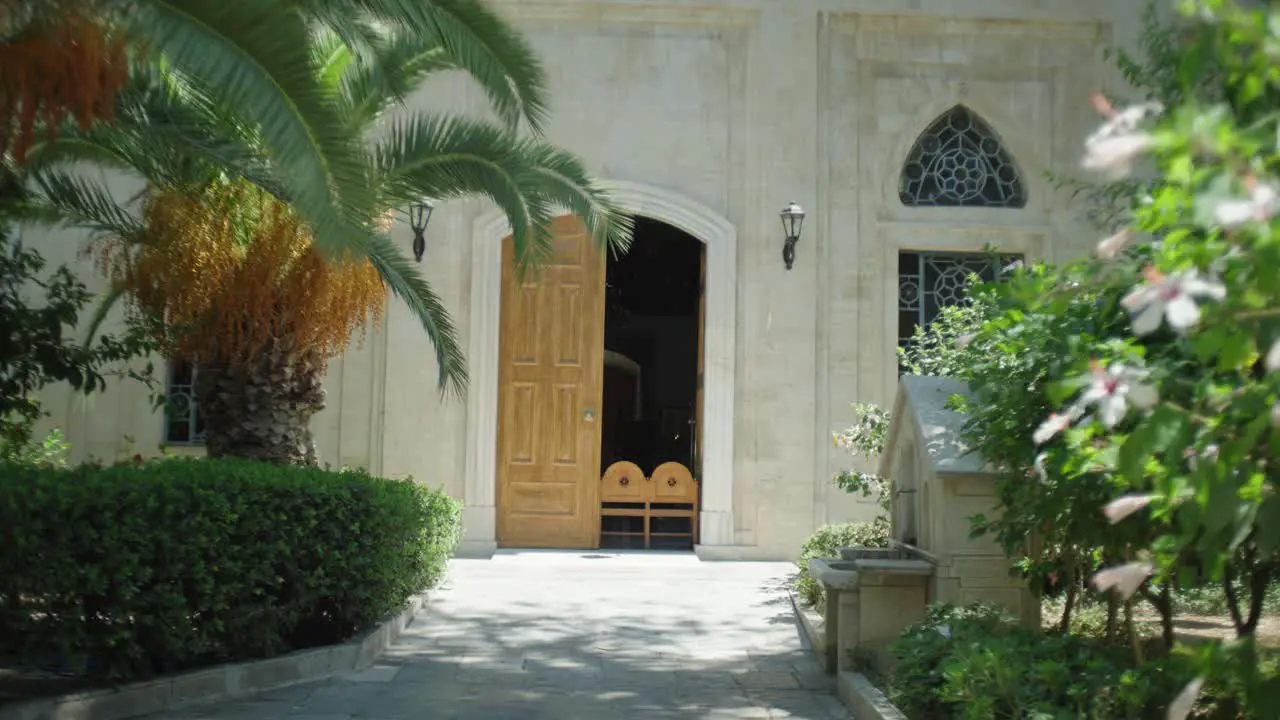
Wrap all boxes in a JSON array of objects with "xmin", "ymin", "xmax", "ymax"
[{"xmin": 460, "ymin": 180, "xmax": 738, "ymax": 555}]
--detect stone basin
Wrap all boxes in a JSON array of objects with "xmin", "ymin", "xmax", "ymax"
[
  {"xmin": 839, "ymin": 547, "xmax": 911, "ymax": 562},
  {"xmin": 837, "ymin": 546, "xmax": 934, "ymax": 576},
  {"xmin": 810, "ymin": 552, "xmax": 932, "ymax": 592},
  {"xmin": 808, "ymin": 557, "xmax": 858, "ymax": 590},
  {"xmin": 806, "ymin": 550, "xmax": 936, "ymax": 677}
]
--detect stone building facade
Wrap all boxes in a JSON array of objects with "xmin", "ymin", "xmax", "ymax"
[{"xmin": 30, "ymin": 0, "xmax": 1145, "ymax": 560}]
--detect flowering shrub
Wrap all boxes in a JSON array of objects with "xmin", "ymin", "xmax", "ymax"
[
  {"xmin": 898, "ymin": 292, "xmax": 1002, "ymax": 379},
  {"xmin": 832, "ymin": 403, "xmax": 893, "ymax": 514},
  {"xmin": 1010, "ymin": 1, "xmax": 1280, "ymax": 714},
  {"xmin": 864, "ymin": 3, "xmax": 1280, "ymax": 714}
]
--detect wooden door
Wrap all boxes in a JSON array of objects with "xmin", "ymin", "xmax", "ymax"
[{"xmin": 496, "ymin": 216, "xmax": 605, "ymax": 548}]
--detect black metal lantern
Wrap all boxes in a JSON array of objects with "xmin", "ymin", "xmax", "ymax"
[
  {"xmin": 408, "ymin": 198, "xmax": 435, "ymax": 263},
  {"xmin": 780, "ymin": 201, "xmax": 805, "ymax": 270}
]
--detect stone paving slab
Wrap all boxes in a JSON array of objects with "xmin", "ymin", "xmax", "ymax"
[{"xmin": 161, "ymin": 551, "xmax": 848, "ymax": 720}]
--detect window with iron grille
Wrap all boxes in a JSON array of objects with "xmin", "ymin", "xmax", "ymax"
[
  {"xmin": 899, "ymin": 105, "xmax": 1027, "ymax": 209},
  {"xmin": 897, "ymin": 251, "xmax": 1022, "ymax": 374},
  {"xmin": 164, "ymin": 359, "xmax": 205, "ymax": 444}
]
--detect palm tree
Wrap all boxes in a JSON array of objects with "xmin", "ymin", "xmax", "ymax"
[
  {"xmin": 2, "ymin": 0, "xmax": 553, "ymax": 264},
  {"xmin": 24, "ymin": 19, "xmax": 633, "ymax": 465}
]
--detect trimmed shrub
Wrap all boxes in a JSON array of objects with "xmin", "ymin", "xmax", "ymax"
[
  {"xmin": 889, "ymin": 603, "xmax": 1197, "ymax": 720},
  {"xmin": 0, "ymin": 457, "xmax": 461, "ymax": 680},
  {"xmin": 794, "ymin": 520, "xmax": 889, "ymax": 609}
]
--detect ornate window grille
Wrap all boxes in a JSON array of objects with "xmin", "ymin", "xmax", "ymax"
[
  {"xmin": 164, "ymin": 359, "xmax": 205, "ymax": 444},
  {"xmin": 899, "ymin": 106, "xmax": 1027, "ymax": 208},
  {"xmin": 897, "ymin": 251, "xmax": 1022, "ymax": 373}
]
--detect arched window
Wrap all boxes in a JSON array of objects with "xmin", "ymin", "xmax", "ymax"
[{"xmin": 898, "ymin": 106, "xmax": 1027, "ymax": 208}]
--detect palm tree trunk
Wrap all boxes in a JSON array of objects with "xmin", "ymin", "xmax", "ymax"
[{"xmin": 195, "ymin": 338, "xmax": 325, "ymax": 466}]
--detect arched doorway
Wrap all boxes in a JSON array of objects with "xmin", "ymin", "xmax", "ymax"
[
  {"xmin": 599, "ymin": 218, "xmax": 703, "ymax": 550},
  {"xmin": 461, "ymin": 181, "xmax": 738, "ymax": 556},
  {"xmin": 487, "ymin": 216, "xmax": 704, "ymax": 549}
]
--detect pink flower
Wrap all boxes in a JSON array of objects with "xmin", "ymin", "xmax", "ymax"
[
  {"xmin": 1081, "ymin": 95, "xmax": 1162, "ymax": 179},
  {"xmin": 1033, "ymin": 412, "xmax": 1073, "ymax": 445},
  {"xmin": 1089, "ymin": 93, "xmax": 1163, "ymax": 132},
  {"xmin": 1079, "ymin": 360, "xmax": 1158, "ymax": 428},
  {"xmin": 1032, "ymin": 452, "xmax": 1049, "ymax": 482},
  {"xmin": 1034, "ymin": 400, "xmax": 1090, "ymax": 445},
  {"xmin": 1090, "ymin": 561, "xmax": 1154, "ymax": 600},
  {"xmin": 1213, "ymin": 177, "xmax": 1280, "ymax": 229},
  {"xmin": 1082, "ymin": 134, "xmax": 1154, "ymax": 178},
  {"xmin": 1103, "ymin": 493, "xmax": 1155, "ymax": 524},
  {"xmin": 1167, "ymin": 676, "xmax": 1205, "ymax": 720},
  {"xmin": 1095, "ymin": 228, "xmax": 1133, "ymax": 259},
  {"xmin": 1121, "ymin": 267, "xmax": 1226, "ymax": 336}
]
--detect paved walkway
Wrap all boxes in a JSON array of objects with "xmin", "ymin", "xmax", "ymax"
[{"xmin": 170, "ymin": 551, "xmax": 849, "ymax": 720}]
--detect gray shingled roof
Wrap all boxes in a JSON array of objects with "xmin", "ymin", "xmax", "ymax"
[{"xmin": 882, "ymin": 376, "xmax": 993, "ymax": 477}]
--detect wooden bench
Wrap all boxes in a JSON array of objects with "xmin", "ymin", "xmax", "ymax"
[{"xmin": 600, "ymin": 460, "xmax": 699, "ymax": 549}]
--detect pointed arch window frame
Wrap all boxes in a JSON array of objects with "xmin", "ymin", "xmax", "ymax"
[{"xmin": 898, "ymin": 105, "xmax": 1028, "ymax": 209}]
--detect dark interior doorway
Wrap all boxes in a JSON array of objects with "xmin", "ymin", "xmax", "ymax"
[{"xmin": 599, "ymin": 217, "xmax": 702, "ymax": 550}]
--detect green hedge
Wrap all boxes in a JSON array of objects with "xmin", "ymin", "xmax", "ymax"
[{"xmin": 0, "ymin": 457, "xmax": 461, "ymax": 680}]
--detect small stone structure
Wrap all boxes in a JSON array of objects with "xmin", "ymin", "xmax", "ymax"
[
  {"xmin": 808, "ymin": 548, "xmax": 932, "ymax": 674},
  {"xmin": 809, "ymin": 376, "xmax": 1037, "ymax": 675}
]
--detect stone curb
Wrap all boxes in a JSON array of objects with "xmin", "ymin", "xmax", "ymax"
[
  {"xmin": 0, "ymin": 593, "xmax": 429, "ymax": 720},
  {"xmin": 788, "ymin": 590, "xmax": 907, "ymax": 718},
  {"xmin": 786, "ymin": 590, "xmax": 831, "ymax": 673},
  {"xmin": 836, "ymin": 671, "xmax": 909, "ymax": 720}
]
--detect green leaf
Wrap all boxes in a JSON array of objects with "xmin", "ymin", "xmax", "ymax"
[
  {"xmin": 1118, "ymin": 405, "xmax": 1188, "ymax": 480},
  {"xmin": 1217, "ymin": 329, "xmax": 1257, "ymax": 372},
  {"xmin": 1193, "ymin": 324, "xmax": 1228, "ymax": 361}
]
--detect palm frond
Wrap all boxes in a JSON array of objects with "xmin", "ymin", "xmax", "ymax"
[
  {"xmin": 518, "ymin": 144, "xmax": 634, "ymax": 258},
  {"xmin": 83, "ymin": 281, "xmax": 130, "ymax": 347},
  {"xmin": 336, "ymin": 31, "xmax": 459, "ymax": 124},
  {"xmin": 126, "ymin": 0, "xmax": 376, "ymax": 259},
  {"xmin": 373, "ymin": 112, "xmax": 561, "ymax": 273},
  {"xmin": 360, "ymin": 233, "xmax": 468, "ymax": 396},
  {"xmin": 25, "ymin": 170, "xmax": 147, "ymax": 242},
  {"xmin": 307, "ymin": 10, "xmax": 387, "ymax": 72},
  {"xmin": 311, "ymin": 26, "xmax": 356, "ymax": 93},
  {"xmin": 326, "ymin": 0, "xmax": 549, "ymax": 133},
  {"xmin": 25, "ymin": 71, "xmax": 288, "ymax": 203}
]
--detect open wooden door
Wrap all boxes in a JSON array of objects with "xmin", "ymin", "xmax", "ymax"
[{"xmin": 496, "ymin": 216, "xmax": 605, "ymax": 548}]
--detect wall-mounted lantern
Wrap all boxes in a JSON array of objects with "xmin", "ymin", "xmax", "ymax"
[
  {"xmin": 408, "ymin": 198, "xmax": 435, "ymax": 263},
  {"xmin": 780, "ymin": 201, "xmax": 805, "ymax": 270}
]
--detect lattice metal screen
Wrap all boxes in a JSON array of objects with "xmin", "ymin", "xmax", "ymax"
[
  {"xmin": 898, "ymin": 106, "xmax": 1027, "ymax": 208},
  {"xmin": 897, "ymin": 251, "xmax": 1023, "ymax": 371},
  {"xmin": 164, "ymin": 359, "xmax": 205, "ymax": 444}
]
